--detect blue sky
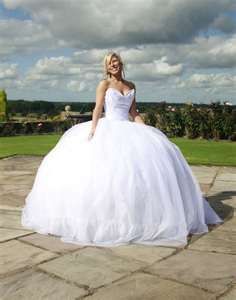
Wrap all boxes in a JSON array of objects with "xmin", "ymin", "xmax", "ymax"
[
  {"xmin": 0, "ymin": 0, "xmax": 236, "ymax": 104},
  {"xmin": 0, "ymin": 3, "xmax": 30, "ymax": 20}
]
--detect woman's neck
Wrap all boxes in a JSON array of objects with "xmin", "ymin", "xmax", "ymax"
[{"xmin": 109, "ymin": 74, "xmax": 123, "ymax": 82}]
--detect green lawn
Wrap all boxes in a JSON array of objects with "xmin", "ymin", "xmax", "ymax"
[
  {"xmin": 0, "ymin": 134, "xmax": 235, "ymax": 166},
  {"xmin": 171, "ymin": 137, "xmax": 236, "ymax": 166},
  {"xmin": 0, "ymin": 135, "xmax": 61, "ymax": 157}
]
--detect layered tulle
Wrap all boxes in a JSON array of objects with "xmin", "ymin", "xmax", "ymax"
[{"xmin": 21, "ymin": 117, "xmax": 222, "ymax": 247}]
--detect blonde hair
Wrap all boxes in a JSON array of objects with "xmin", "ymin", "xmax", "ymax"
[{"xmin": 103, "ymin": 51, "xmax": 125, "ymax": 79}]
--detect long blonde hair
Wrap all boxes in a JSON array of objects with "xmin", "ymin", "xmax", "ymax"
[{"xmin": 103, "ymin": 51, "xmax": 125, "ymax": 79}]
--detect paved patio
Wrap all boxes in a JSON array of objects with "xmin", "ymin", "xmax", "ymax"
[{"xmin": 0, "ymin": 155, "xmax": 235, "ymax": 299}]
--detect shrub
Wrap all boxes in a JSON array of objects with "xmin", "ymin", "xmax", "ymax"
[
  {"xmin": 0, "ymin": 120, "xmax": 74, "ymax": 137},
  {"xmin": 143, "ymin": 102, "xmax": 236, "ymax": 140}
]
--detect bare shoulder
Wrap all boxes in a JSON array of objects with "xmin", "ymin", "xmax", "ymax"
[
  {"xmin": 95, "ymin": 80, "xmax": 108, "ymax": 106},
  {"xmin": 96, "ymin": 79, "xmax": 109, "ymax": 93}
]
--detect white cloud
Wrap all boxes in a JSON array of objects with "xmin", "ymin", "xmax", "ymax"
[
  {"xmin": 126, "ymin": 56, "xmax": 183, "ymax": 81},
  {"xmin": 3, "ymin": 0, "xmax": 236, "ymax": 50},
  {"xmin": 19, "ymin": 54, "xmax": 101, "ymax": 91},
  {"xmin": 0, "ymin": 19, "xmax": 57, "ymax": 58},
  {"xmin": 177, "ymin": 73, "xmax": 236, "ymax": 88},
  {"xmin": 72, "ymin": 49, "xmax": 108, "ymax": 64},
  {"xmin": 67, "ymin": 80, "xmax": 87, "ymax": 92},
  {"xmin": 0, "ymin": 63, "xmax": 23, "ymax": 91},
  {"xmin": 182, "ymin": 35, "xmax": 236, "ymax": 68},
  {"xmin": 153, "ymin": 57, "xmax": 183, "ymax": 76},
  {"xmin": 133, "ymin": 35, "xmax": 236, "ymax": 69},
  {"xmin": 0, "ymin": 63, "xmax": 19, "ymax": 80},
  {"xmin": 207, "ymin": 35, "xmax": 236, "ymax": 66},
  {"xmin": 1, "ymin": 1, "xmax": 236, "ymax": 71},
  {"xmin": 29, "ymin": 56, "xmax": 80, "ymax": 77},
  {"xmin": 1, "ymin": 1, "xmax": 236, "ymax": 102}
]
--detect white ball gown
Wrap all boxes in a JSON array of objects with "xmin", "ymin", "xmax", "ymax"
[{"xmin": 21, "ymin": 87, "xmax": 223, "ymax": 247}]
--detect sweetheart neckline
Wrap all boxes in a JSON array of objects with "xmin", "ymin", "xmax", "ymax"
[{"xmin": 106, "ymin": 87, "xmax": 135, "ymax": 97}]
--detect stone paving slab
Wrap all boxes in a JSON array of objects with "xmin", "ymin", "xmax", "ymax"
[
  {"xmin": 145, "ymin": 249, "xmax": 236, "ymax": 294},
  {"xmin": 188, "ymin": 230, "xmax": 236, "ymax": 255},
  {"xmin": 214, "ymin": 216, "xmax": 236, "ymax": 233},
  {"xmin": 38, "ymin": 247, "xmax": 146, "ymax": 289},
  {"xmin": 107, "ymin": 244, "xmax": 176, "ymax": 265},
  {"xmin": 0, "ymin": 269, "xmax": 87, "ymax": 300},
  {"xmin": 0, "ymin": 170, "xmax": 34, "ymax": 178},
  {"xmin": 190, "ymin": 166, "xmax": 220, "ymax": 186},
  {"xmin": 216, "ymin": 173, "xmax": 236, "ymax": 182},
  {"xmin": 190, "ymin": 165, "xmax": 220, "ymax": 175},
  {"xmin": 0, "ymin": 184, "xmax": 31, "ymax": 207},
  {"xmin": 208, "ymin": 180, "xmax": 236, "ymax": 195},
  {"xmin": 197, "ymin": 176, "xmax": 216, "ymax": 184},
  {"xmin": 0, "ymin": 211, "xmax": 32, "ymax": 231},
  {"xmin": 219, "ymin": 286, "xmax": 236, "ymax": 300},
  {"xmin": 85, "ymin": 272, "xmax": 216, "ymax": 300},
  {"xmin": 0, "ymin": 155, "xmax": 43, "ymax": 171},
  {"xmin": 199, "ymin": 183, "xmax": 211, "ymax": 195},
  {"xmin": 0, "ymin": 174, "xmax": 34, "ymax": 185},
  {"xmin": 19, "ymin": 233, "xmax": 84, "ymax": 254},
  {"xmin": 0, "ymin": 239, "xmax": 58, "ymax": 278},
  {"xmin": 0, "ymin": 228, "xmax": 31, "ymax": 242},
  {"xmin": 86, "ymin": 273, "xmax": 216, "ymax": 300},
  {"xmin": 0, "ymin": 205, "xmax": 22, "ymax": 212}
]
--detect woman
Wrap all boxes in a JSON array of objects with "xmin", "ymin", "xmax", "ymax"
[{"xmin": 21, "ymin": 51, "xmax": 222, "ymax": 247}]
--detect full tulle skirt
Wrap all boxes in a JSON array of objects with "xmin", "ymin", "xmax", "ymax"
[{"xmin": 21, "ymin": 117, "xmax": 222, "ymax": 247}]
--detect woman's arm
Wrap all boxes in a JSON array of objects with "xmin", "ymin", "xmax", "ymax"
[
  {"xmin": 129, "ymin": 88, "xmax": 145, "ymax": 124},
  {"xmin": 88, "ymin": 80, "xmax": 107, "ymax": 140}
]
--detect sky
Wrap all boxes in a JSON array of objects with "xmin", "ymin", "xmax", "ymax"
[{"xmin": 0, "ymin": 0, "xmax": 236, "ymax": 104}]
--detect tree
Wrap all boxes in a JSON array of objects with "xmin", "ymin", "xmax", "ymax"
[{"xmin": 0, "ymin": 89, "xmax": 8, "ymax": 121}]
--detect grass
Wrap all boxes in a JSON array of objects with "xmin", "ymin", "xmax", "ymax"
[
  {"xmin": 171, "ymin": 137, "xmax": 236, "ymax": 166},
  {"xmin": 0, "ymin": 134, "xmax": 61, "ymax": 157},
  {"xmin": 0, "ymin": 134, "xmax": 235, "ymax": 166}
]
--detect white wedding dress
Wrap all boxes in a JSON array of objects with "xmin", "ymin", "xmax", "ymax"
[{"xmin": 21, "ymin": 87, "xmax": 222, "ymax": 247}]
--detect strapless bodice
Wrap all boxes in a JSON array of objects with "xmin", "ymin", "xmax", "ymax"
[{"xmin": 104, "ymin": 88, "xmax": 135, "ymax": 121}]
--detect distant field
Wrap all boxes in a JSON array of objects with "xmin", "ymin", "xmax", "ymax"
[{"xmin": 0, "ymin": 134, "xmax": 235, "ymax": 166}]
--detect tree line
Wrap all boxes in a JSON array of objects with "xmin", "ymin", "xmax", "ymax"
[{"xmin": 8, "ymin": 99, "xmax": 231, "ymax": 116}]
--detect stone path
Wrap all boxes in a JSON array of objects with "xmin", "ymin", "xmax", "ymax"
[{"xmin": 0, "ymin": 155, "xmax": 235, "ymax": 299}]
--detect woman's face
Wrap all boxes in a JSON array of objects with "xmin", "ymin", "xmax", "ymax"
[{"xmin": 107, "ymin": 56, "xmax": 121, "ymax": 76}]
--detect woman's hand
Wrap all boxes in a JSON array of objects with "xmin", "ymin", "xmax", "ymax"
[
  {"xmin": 134, "ymin": 114, "xmax": 145, "ymax": 124},
  {"xmin": 88, "ymin": 128, "xmax": 95, "ymax": 141}
]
